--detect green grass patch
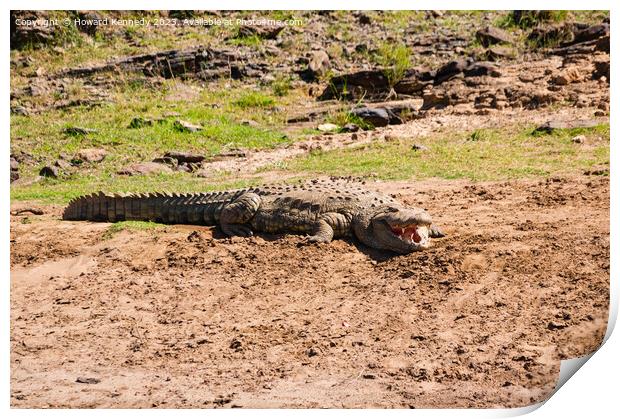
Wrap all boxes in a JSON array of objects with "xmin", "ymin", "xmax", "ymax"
[
  {"xmin": 373, "ymin": 42, "xmax": 412, "ymax": 88},
  {"xmin": 233, "ymin": 92, "xmax": 276, "ymax": 109},
  {"xmin": 285, "ymin": 123, "xmax": 610, "ymax": 181},
  {"xmin": 497, "ymin": 10, "xmax": 569, "ymax": 29}
]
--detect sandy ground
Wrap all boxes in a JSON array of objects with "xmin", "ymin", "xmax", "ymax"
[{"xmin": 9, "ymin": 174, "xmax": 609, "ymax": 408}]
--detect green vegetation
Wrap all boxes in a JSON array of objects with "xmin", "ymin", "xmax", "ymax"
[
  {"xmin": 497, "ymin": 10, "xmax": 569, "ymax": 29},
  {"xmin": 374, "ymin": 42, "xmax": 412, "ymax": 88},
  {"xmin": 270, "ymin": 76, "xmax": 293, "ymax": 97},
  {"xmin": 233, "ymin": 92, "xmax": 276, "ymax": 108},
  {"xmin": 285, "ymin": 124, "xmax": 609, "ymax": 181},
  {"xmin": 327, "ymin": 110, "xmax": 374, "ymax": 131}
]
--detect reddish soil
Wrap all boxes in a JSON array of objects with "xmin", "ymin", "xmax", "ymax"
[{"xmin": 10, "ymin": 175, "xmax": 609, "ymax": 408}]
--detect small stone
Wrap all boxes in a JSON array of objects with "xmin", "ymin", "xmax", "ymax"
[
  {"xmin": 341, "ymin": 123, "xmax": 360, "ymax": 132},
  {"xmin": 164, "ymin": 151, "xmax": 205, "ymax": 163},
  {"xmin": 307, "ymin": 347, "xmax": 319, "ymax": 357},
  {"xmin": 229, "ymin": 338, "xmax": 242, "ymax": 351},
  {"xmin": 317, "ymin": 123, "xmax": 339, "ymax": 132},
  {"xmin": 11, "ymin": 105, "xmax": 30, "ymax": 116},
  {"xmin": 240, "ymin": 119, "xmax": 259, "ymax": 127},
  {"xmin": 553, "ymin": 67, "xmax": 582, "ymax": 85},
  {"xmin": 308, "ymin": 50, "xmax": 330, "ymax": 77},
  {"xmin": 76, "ymin": 377, "xmax": 101, "ymax": 384},
  {"xmin": 571, "ymin": 135, "xmax": 586, "ymax": 144},
  {"xmin": 411, "ymin": 144, "xmax": 429, "ymax": 151},
  {"xmin": 54, "ymin": 159, "xmax": 72, "ymax": 170},
  {"xmin": 63, "ymin": 126, "xmax": 97, "ymax": 136},
  {"xmin": 547, "ymin": 321, "xmax": 568, "ymax": 330},
  {"xmin": 39, "ymin": 165, "xmax": 59, "ymax": 178},
  {"xmin": 76, "ymin": 148, "xmax": 107, "ymax": 163},
  {"xmin": 128, "ymin": 117, "xmax": 154, "ymax": 128},
  {"xmin": 173, "ymin": 119, "xmax": 203, "ymax": 133}
]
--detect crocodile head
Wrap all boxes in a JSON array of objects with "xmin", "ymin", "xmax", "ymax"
[{"xmin": 354, "ymin": 205, "xmax": 434, "ymax": 254}]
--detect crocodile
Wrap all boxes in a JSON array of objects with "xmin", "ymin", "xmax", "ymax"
[{"xmin": 62, "ymin": 178, "xmax": 444, "ymax": 253}]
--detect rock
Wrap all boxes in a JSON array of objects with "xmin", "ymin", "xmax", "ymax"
[
  {"xmin": 552, "ymin": 67, "xmax": 582, "ymax": 85},
  {"xmin": 547, "ymin": 321, "xmax": 568, "ymax": 330},
  {"xmin": 176, "ymin": 163, "xmax": 191, "ymax": 173},
  {"xmin": 593, "ymin": 59, "xmax": 610, "ymax": 81},
  {"xmin": 237, "ymin": 24, "xmax": 284, "ymax": 40},
  {"xmin": 569, "ymin": 23, "xmax": 609, "ymax": 46},
  {"xmin": 306, "ymin": 347, "xmax": 319, "ymax": 357},
  {"xmin": 434, "ymin": 58, "xmax": 473, "ymax": 85},
  {"xmin": 211, "ymin": 149, "xmax": 248, "ymax": 160},
  {"xmin": 534, "ymin": 119, "xmax": 600, "ymax": 134},
  {"xmin": 596, "ymin": 36, "xmax": 610, "ymax": 53},
  {"xmin": 527, "ymin": 25, "xmax": 573, "ymax": 48},
  {"xmin": 54, "ymin": 159, "xmax": 73, "ymax": 170},
  {"xmin": 572, "ymin": 135, "xmax": 586, "ymax": 144},
  {"xmin": 308, "ymin": 50, "xmax": 330, "ymax": 77},
  {"xmin": 164, "ymin": 151, "xmax": 205, "ymax": 163},
  {"xmin": 76, "ymin": 377, "xmax": 101, "ymax": 384},
  {"xmin": 128, "ymin": 117, "xmax": 154, "ymax": 128},
  {"xmin": 349, "ymin": 107, "xmax": 398, "ymax": 127},
  {"xmin": 173, "ymin": 119, "xmax": 203, "ymax": 133},
  {"xmin": 117, "ymin": 162, "xmax": 173, "ymax": 176},
  {"xmin": 10, "ymin": 157, "xmax": 19, "ymax": 183},
  {"xmin": 39, "ymin": 165, "xmax": 59, "ymax": 178},
  {"xmin": 355, "ymin": 12, "xmax": 372, "ymax": 25},
  {"xmin": 240, "ymin": 119, "xmax": 259, "ymax": 127},
  {"xmin": 584, "ymin": 167, "xmax": 609, "ymax": 176},
  {"xmin": 394, "ymin": 68, "xmax": 435, "ymax": 94},
  {"xmin": 484, "ymin": 46, "xmax": 516, "ymax": 61},
  {"xmin": 317, "ymin": 123, "xmax": 339, "ymax": 132},
  {"xmin": 411, "ymin": 144, "xmax": 429, "ymax": 151},
  {"xmin": 476, "ymin": 26, "xmax": 513, "ymax": 47},
  {"xmin": 319, "ymin": 70, "xmax": 389, "ymax": 100},
  {"xmin": 463, "ymin": 62, "xmax": 501, "ymax": 78},
  {"xmin": 76, "ymin": 148, "xmax": 107, "ymax": 163},
  {"xmin": 63, "ymin": 126, "xmax": 98, "ymax": 136},
  {"xmin": 341, "ymin": 123, "xmax": 360, "ymax": 133},
  {"xmin": 11, "ymin": 105, "xmax": 30, "ymax": 116},
  {"xmin": 152, "ymin": 156, "xmax": 178, "ymax": 167}
]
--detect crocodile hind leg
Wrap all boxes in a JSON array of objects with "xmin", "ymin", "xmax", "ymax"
[{"xmin": 220, "ymin": 192, "xmax": 261, "ymax": 237}]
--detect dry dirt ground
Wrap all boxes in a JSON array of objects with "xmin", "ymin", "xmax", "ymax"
[{"xmin": 10, "ymin": 174, "xmax": 609, "ymax": 408}]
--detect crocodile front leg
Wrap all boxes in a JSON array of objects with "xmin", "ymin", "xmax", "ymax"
[
  {"xmin": 220, "ymin": 192, "xmax": 261, "ymax": 237},
  {"xmin": 307, "ymin": 212, "xmax": 351, "ymax": 243}
]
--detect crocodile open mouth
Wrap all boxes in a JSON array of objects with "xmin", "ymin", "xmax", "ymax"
[{"xmin": 390, "ymin": 224, "xmax": 429, "ymax": 244}]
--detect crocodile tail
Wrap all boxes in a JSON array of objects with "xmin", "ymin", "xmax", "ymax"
[{"xmin": 62, "ymin": 190, "xmax": 245, "ymax": 224}]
